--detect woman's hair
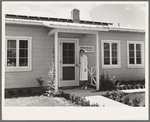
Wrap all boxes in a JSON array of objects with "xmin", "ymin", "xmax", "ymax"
[{"xmin": 79, "ymin": 49, "xmax": 85, "ymax": 53}]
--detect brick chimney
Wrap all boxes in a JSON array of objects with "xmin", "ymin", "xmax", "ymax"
[{"xmin": 71, "ymin": 9, "xmax": 80, "ymax": 23}]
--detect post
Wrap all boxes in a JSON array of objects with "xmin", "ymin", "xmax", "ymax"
[
  {"xmin": 96, "ymin": 33, "xmax": 99, "ymax": 90},
  {"xmin": 55, "ymin": 32, "xmax": 58, "ymax": 93}
]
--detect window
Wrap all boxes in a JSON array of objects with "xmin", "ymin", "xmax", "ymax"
[
  {"xmin": 127, "ymin": 41, "xmax": 144, "ymax": 68},
  {"xmin": 6, "ymin": 36, "xmax": 32, "ymax": 72},
  {"xmin": 101, "ymin": 40, "xmax": 121, "ymax": 69}
]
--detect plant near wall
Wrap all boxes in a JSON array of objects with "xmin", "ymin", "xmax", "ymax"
[
  {"xmin": 36, "ymin": 77, "xmax": 44, "ymax": 87},
  {"xmin": 45, "ymin": 48, "xmax": 56, "ymax": 96},
  {"xmin": 100, "ymin": 71, "xmax": 116, "ymax": 91}
]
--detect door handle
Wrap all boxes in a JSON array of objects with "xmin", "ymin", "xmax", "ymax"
[{"xmin": 76, "ymin": 64, "xmax": 80, "ymax": 67}]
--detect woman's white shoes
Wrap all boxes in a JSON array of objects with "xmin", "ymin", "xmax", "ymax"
[
  {"xmin": 84, "ymin": 86, "xmax": 87, "ymax": 89},
  {"xmin": 81, "ymin": 86, "xmax": 88, "ymax": 89}
]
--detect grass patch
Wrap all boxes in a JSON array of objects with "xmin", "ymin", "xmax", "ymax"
[{"xmin": 5, "ymin": 95, "xmax": 79, "ymax": 106}]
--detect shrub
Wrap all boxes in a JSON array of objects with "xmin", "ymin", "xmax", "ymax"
[
  {"xmin": 136, "ymin": 84, "xmax": 141, "ymax": 89},
  {"xmin": 128, "ymin": 99, "xmax": 134, "ymax": 106},
  {"xmin": 119, "ymin": 87, "xmax": 122, "ymax": 90},
  {"xmin": 116, "ymin": 79, "xmax": 145, "ymax": 88},
  {"xmin": 36, "ymin": 77, "xmax": 44, "ymax": 87},
  {"xmin": 63, "ymin": 93, "xmax": 71, "ymax": 100},
  {"xmin": 76, "ymin": 96, "xmax": 82, "ymax": 105},
  {"xmin": 141, "ymin": 79, "xmax": 145, "ymax": 85},
  {"xmin": 133, "ymin": 97, "xmax": 141, "ymax": 107},
  {"xmin": 130, "ymin": 85, "xmax": 134, "ymax": 89},
  {"xmin": 127, "ymin": 84, "xmax": 131, "ymax": 89},
  {"xmin": 111, "ymin": 90, "xmax": 117, "ymax": 100},
  {"xmin": 109, "ymin": 95, "xmax": 114, "ymax": 99},
  {"xmin": 115, "ymin": 95, "xmax": 121, "ymax": 102},
  {"xmin": 99, "ymin": 71, "xmax": 115, "ymax": 91},
  {"xmin": 46, "ymin": 48, "xmax": 55, "ymax": 96},
  {"xmin": 135, "ymin": 85, "xmax": 139, "ymax": 89},
  {"xmin": 79, "ymin": 97, "xmax": 89, "ymax": 106},
  {"xmin": 122, "ymin": 96, "xmax": 130, "ymax": 105},
  {"xmin": 61, "ymin": 93, "xmax": 100, "ymax": 107},
  {"xmin": 114, "ymin": 80, "xmax": 119, "ymax": 86},
  {"xmin": 69, "ymin": 94, "xmax": 75, "ymax": 103},
  {"xmin": 122, "ymin": 85, "xmax": 127, "ymax": 90},
  {"xmin": 90, "ymin": 103, "xmax": 99, "ymax": 107},
  {"xmin": 105, "ymin": 91, "xmax": 110, "ymax": 98},
  {"xmin": 140, "ymin": 85, "xmax": 143, "ymax": 89}
]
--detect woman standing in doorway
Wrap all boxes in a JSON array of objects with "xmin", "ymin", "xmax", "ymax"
[{"xmin": 79, "ymin": 49, "xmax": 88, "ymax": 89}]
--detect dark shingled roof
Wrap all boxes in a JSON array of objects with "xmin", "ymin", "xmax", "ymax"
[{"xmin": 5, "ymin": 14, "xmax": 113, "ymax": 26}]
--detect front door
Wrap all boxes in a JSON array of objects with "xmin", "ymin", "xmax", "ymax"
[{"xmin": 59, "ymin": 38, "xmax": 79, "ymax": 87}]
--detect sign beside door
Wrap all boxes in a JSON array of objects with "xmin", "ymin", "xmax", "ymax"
[{"xmin": 59, "ymin": 38, "xmax": 79, "ymax": 87}]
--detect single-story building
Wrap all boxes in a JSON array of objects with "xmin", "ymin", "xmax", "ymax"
[{"xmin": 5, "ymin": 9, "xmax": 145, "ymax": 93}]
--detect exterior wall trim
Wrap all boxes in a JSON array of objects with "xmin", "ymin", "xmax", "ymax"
[
  {"xmin": 5, "ymin": 36, "xmax": 32, "ymax": 72},
  {"xmin": 101, "ymin": 40, "xmax": 121, "ymax": 69},
  {"xmin": 127, "ymin": 41, "xmax": 144, "ymax": 68}
]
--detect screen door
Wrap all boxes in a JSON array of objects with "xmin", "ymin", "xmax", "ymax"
[{"xmin": 59, "ymin": 39, "xmax": 79, "ymax": 87}]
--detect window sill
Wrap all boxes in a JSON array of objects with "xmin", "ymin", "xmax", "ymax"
[
  {"xmin": 127, "ymin": 65, "xmax": 144, "ymax": 69},
  {"xmin": 102, "ymin": 65, "xmax": 121, "ymax": 69},
  {"xmin": 5, "ymin": 67, "xmax": 32, "ymax": 72}
]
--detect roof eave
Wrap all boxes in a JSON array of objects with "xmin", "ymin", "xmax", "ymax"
[
  {"xmin": 5, "ymin": 18, "xmax": 145, "ymax": 33},
  {"xmin": 109, "ymin": 27, "xmax": 145, "ymax": 33},
  {"xmin": 5, "ymin": 18, "xmax": 109, "ymax": 31}
]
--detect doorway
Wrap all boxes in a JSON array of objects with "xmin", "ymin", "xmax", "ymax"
[{"xmin": 59, "ymin": 38, "xmax": 79, "ymax": 87}]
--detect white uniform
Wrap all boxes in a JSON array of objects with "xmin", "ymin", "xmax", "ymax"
[{"xmin": 80, "ymin": 54, "xmax": 88, "ymax": 81}]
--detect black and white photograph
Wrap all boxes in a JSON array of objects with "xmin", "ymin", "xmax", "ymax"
[{"xmin": 2, "ymin": 1, "xmax": 149, "ymax": 120}]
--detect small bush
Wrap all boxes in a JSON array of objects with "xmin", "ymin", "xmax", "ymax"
[
  {"xmin": 128, "ymin": 99, "xmax": 134, "ymax": 106},
  {"xmin": 69, "ymin": 94, "xmax": 75, "ymax": 103},
  {"xmin": 127, "ymin": 84, "xmax": 131, "ymax": 89},
  {"xmin": 109, "ymin": 95, "xmax": 114, "ymax": 99},
  {"xmin": 130, "ymin": 85, "xmax": 134, "ymax": 89},
  {"xmin": 111, "ymin": 90, "xmax": 117, "ymax": 100},
  {"xmin": 105, "ymin": 91, "xmax": 110, "ymax": 98},
  {"xmin": 36, "ymin": 77, "xmax": 44, "ymax": 87},
  {"xmin": 135, "ymin": 85, "xmax": 139, "ymax": 89},
  {"xmin": 122, "ymin": 96, "xmax": 130, "ymax": 105},
  {"xmin": 60, "ymin": 92, "xmax": 99, "ymax": 107},
  {"xmin": 64, "ymin": 93, "xmax": 71, "ymax": 100},
  {"xmin": 115, "ymin": 95, "xmax": 121, "ymax": 102},
  {"xmin": 91, "ymin": 103, "xmax": 99, "ymax": 107},
  {"xmin": 99, "ymin": 72, "xmax": 116, "ymax": 91},
  {"xmin": 133, "ymin": 97, "xmax": 141, "ymax": 106},
  {"xmin": 119, "ymin": 87, "xmax": 122, "ymax": 90},
  {"xmin": 122, "ymin": 86, "xmax": 127, "ymax": 90},
  {"xmin": 76, "ymin": 96, "xmax": 82, "ymax": 105},
  {"xmin": 116, "ymin": 79, "xmax": 145, "ymax": 89}
]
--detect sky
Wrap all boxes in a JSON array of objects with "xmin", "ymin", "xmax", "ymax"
[{"xmin": 3, "ymin": 2, "xmax": 147, "ymax": 29}]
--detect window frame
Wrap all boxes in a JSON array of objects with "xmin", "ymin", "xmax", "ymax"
[
  {"xmin": 127, "ymin": 41, "xmax": 144, "ymax": 68},
  {"xmin": 5, "ymin": 36, "xmax": 32, "ymax": 72},
  {"xmin": 101, "ymin": 40, "xmax": 121, "ymax": 69}
]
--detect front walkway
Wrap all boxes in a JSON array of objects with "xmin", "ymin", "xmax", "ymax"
[{"xmin": 60, "ymin": 86, "xmax": 131, "ymax": 107}]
